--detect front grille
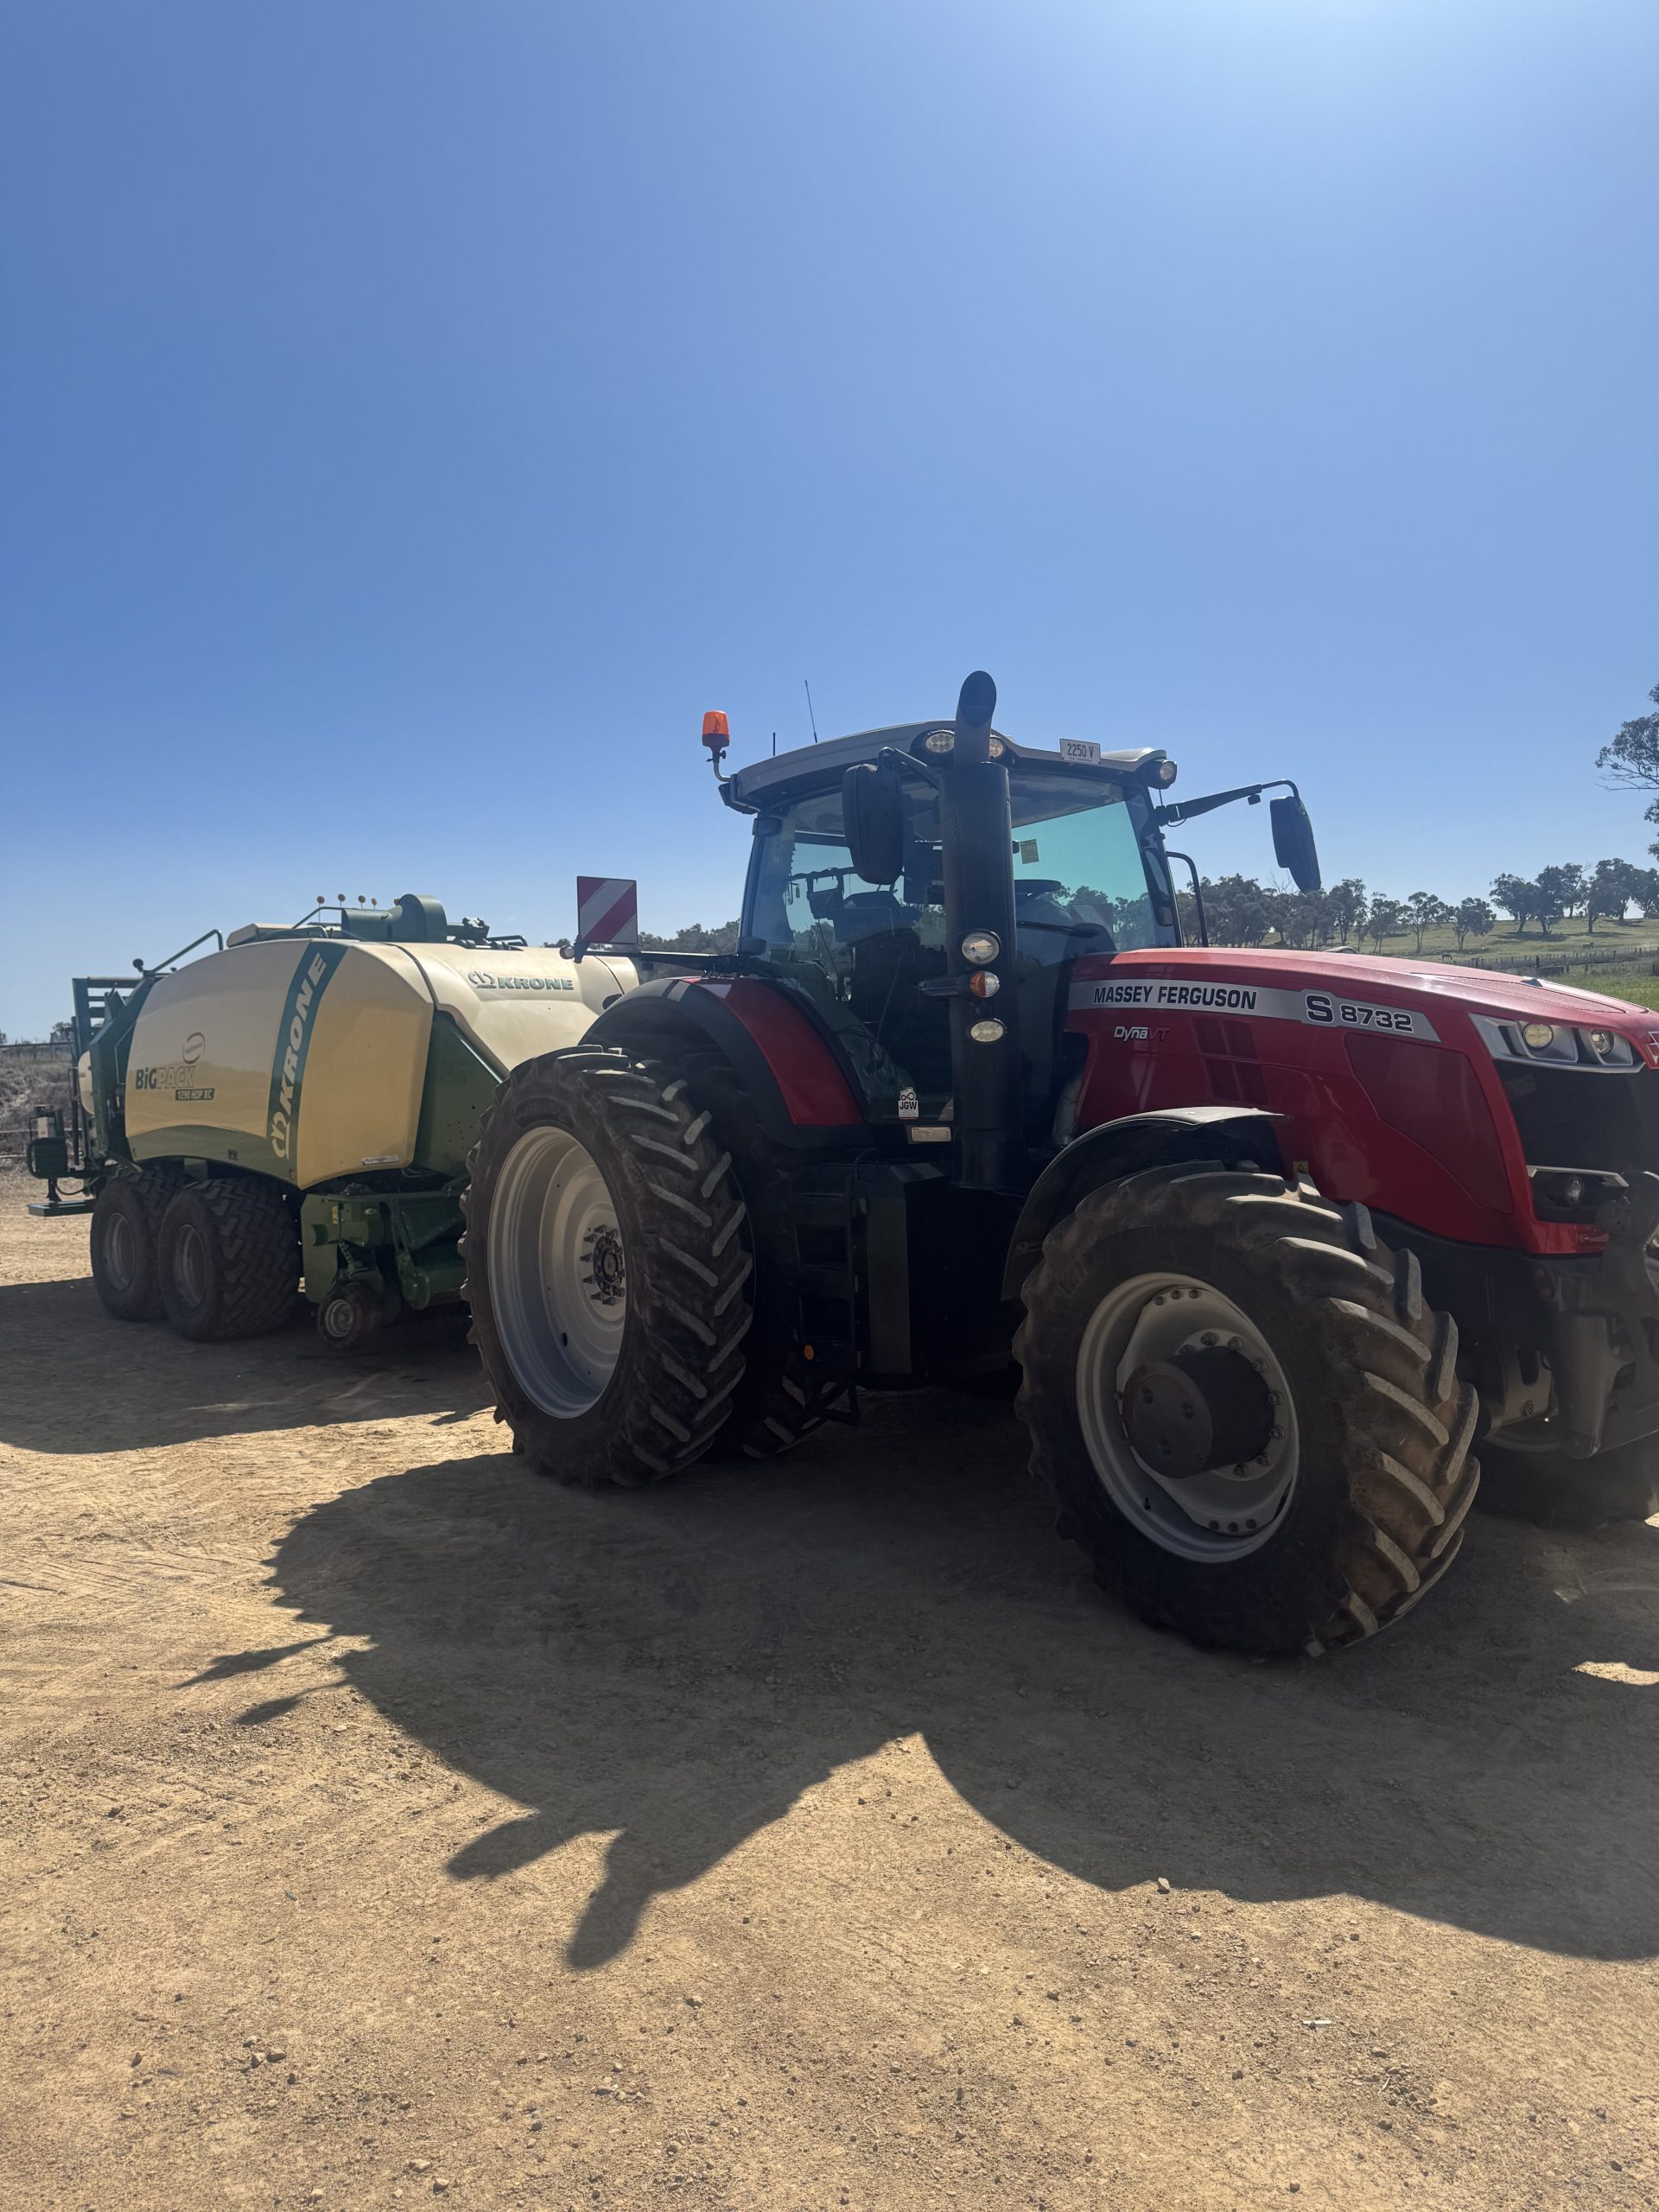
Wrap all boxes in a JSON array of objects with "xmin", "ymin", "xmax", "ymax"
[{"xmin": 1497, "ymin": 1061, "xmax": 1659, "ymax": 1187}]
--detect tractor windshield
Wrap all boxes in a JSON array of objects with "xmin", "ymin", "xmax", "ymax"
[{"xmin": 743, "ymin": 766, "xmax": 1170, "ymax": 1122}]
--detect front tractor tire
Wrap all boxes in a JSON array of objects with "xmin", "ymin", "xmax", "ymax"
[
  {"xmin": 1014, "ymin": 1165, "xmax": 1479, "ymax": 1657},
  {"xmin": 462, "ymin": 1048, "xmax": 755, "ymax": 1486}
]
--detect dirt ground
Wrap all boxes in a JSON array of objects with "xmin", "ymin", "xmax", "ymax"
[{"xmin": 2, "ymin": 1180, "xmax": 1656, "ymax": 2212}]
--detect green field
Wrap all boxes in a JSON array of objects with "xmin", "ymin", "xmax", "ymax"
[{"xmin": 1330, "ymin": 914, "xmax": 1659, "ymax": 1006}]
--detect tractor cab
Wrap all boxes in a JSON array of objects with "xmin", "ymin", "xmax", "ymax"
[{"xmin": 725, "ymin": 722, "xmax": 1180, "ymax": 1135}]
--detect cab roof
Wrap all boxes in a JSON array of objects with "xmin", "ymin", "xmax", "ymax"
[{"xmin": 725, "ymin": 721, "xmax": 1165, "ymax": 810}]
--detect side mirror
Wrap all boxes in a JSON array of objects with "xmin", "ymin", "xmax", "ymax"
[
  {"xmin": 1270, "ymin": 795, "xmax": 1321, "ymax": 894},
  {"xmin": 842, "ymin": 760, "xmax": 906, "ymax": 885}
]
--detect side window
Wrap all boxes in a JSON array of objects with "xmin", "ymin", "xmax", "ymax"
[
  {"xmin": 1011, "ymin": 785, "xmax": 1158, "ymax": 957},
  {"xmin": 747, "ymin": 789, "xmax": 952, "ymax": 1116}
]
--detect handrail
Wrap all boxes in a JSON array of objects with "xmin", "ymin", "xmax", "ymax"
[{"xmin": 139, "ymin": 928, "xmax": 225, "ymax": 976}]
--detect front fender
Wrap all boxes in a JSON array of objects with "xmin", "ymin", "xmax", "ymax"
[{"xmin": 1001, "ymin": 1106, "xmax": 1287, "ymax": 1300}]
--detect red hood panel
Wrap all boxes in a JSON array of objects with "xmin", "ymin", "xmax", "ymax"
[{"xmin": 1071, "ymin": 947, "xmax": 1655, "ymax": 1033}]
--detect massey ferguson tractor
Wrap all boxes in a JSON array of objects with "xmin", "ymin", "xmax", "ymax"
[{"xmin": 461, "ymin": 671, "xmax": 1659, "ymax": 1656}]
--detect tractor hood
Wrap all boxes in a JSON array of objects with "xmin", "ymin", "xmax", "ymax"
[{"xmin": 1076, "ymin": 947, "xmax": 1658, "ymax": 1038}]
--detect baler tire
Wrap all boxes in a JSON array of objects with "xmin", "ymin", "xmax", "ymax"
[
  {"xmin": 157, "ymin": 1179, "xmax": 302, "ymax": 1343},
  {"xmin": 89, "ymin": 1170, "xmax": 184, "ymax": 1322},
  {"xmin": 1475, "ymin": 1439, "xmax": 1659, "ymax": 1530},
  {"xmin": 1013, "ymin": 1164, "xmax": 1479, "ymax": 1657},
  {"xmin": 461, "ymin": 1047, "xmax": 755, "ymax": 1489}
]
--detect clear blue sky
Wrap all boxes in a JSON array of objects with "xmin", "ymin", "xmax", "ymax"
[{"xmin": 3, "ymin": 0, "xmax": 1656, "ymax": 1035}]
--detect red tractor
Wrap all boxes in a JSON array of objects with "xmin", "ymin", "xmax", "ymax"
[{"xmin": 462, "ymin": 671, "xmax": 1659, "ymax": 1656}]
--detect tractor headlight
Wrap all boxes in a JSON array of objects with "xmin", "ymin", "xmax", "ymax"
[
  {"xmin": 1473, "ymin": 1014, "xmax": 1641, "ymax": 1071},
  {"xmin": 968, "ymin": 970, "xmax": 1000, "ymax": 998},
  {"xmin": 924, "ymin": 729, "xmax": 955, "ymax": 754},
  {"xmin": 969, "ymin": 1018, "xmax": 1006, "ymax": 1044},
  {"xmin": 961, "ymin": 930, "xmax": 1001, "ymax": 963}
]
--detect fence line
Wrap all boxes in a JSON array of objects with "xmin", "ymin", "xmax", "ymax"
[{"xmin": 1436, "ymin": 941, "xmax": 1659, "ymax": 978}]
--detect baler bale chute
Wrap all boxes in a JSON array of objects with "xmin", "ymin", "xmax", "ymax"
[{"xmin": 462, "ymin": 668, "xmax": 1659, "ymax": 1656}]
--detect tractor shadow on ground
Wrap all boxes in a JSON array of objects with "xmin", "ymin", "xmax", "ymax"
[
  {"xmin": 260, "ymin": 1392, "xmax": 1659, "ymax": 1969},
  {"xmin": 0, "ymin": 1275, "xmax": 491, "ymax": 1452}
]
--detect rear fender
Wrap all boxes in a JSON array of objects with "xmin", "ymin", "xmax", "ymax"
[
  {"xmin": 585, "ymin": 976, "xmax": 868, "ymax": 1150},
  {"xmin": 1001, "ymin": 1105, "xmax": 1287, "ymax": 1300}
]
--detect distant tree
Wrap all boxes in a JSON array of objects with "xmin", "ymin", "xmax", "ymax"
[
  {"xmin": 1406, "ymin": 892, "xmax": 1453, "ymax": 954},
  {"xmin": 48, "ymin": 1019, "xmax": 75, "ymax": 1048},
  {"xmin": 1326, "ymin": 878, "xmax": 1366, "ymax": 944},
  {"xmin": 638, "ymin": 918, "xmax": 741, "ymax": 954},
  {"xmin": 1548, "ymin": 861, "xmax": 1587, "ymax": 919},
  {"xmin": 1595, "ymin": 683, "xmax": 1659, "ymax": 824},
  {"xmin": 1452, "ymin": 897, "xmax": 1495, "ymax": 950},
  {"xmin": 1532, "ymin": 865, "xmax": 1576, "ymax": 937},
  {"xmin": 1632, "ymin": 868, "xmax": 1659, "ymax": 919},
  {"xmin": 1585, "ymin": 858, "xmax": 1644, "ymax": 933},
  {"xmin": 1491, "ymin": 874, "xmax": 1541, "ymax": 934},
  {"xmin": 1265, "ymin": 888, "xmax": 1334, "ymax": 950},
  {"xmin": 1203, "ymin": 874, "xmax": 1274, "ymax": 945},
  {"xmin": 1366, "ymin": 896, "xmax": 1410, "ymax": 953}
]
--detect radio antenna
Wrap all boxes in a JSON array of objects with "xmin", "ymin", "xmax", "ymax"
[{"xmin": 804, "ymin": 679, "xmax": 820, "ymax": 744}]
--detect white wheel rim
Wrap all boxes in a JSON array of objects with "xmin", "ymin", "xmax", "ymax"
[
  {"xmin": 105, "ymin": 1210, "xmax": 137, "ymax": 1291},
  {"xmin": 1075, "ymin": 1271, "xmax": 1300, "ymax": 1562},
  {"xmin": 175, "ymin": 1222, "xmax": 210, "ymax": 1307},
  {"xmin": 490, "ymin": 1125, "xmax": 627, "ymax": 1416}
]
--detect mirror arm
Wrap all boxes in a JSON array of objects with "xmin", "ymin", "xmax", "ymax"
[
  {"xmin": 1155, "ymin": 778, "xmax": 1295, "ymax": 828},
  {"xmin": 874, "ymin": 744, "xmax": 942, "ymax": 791}
]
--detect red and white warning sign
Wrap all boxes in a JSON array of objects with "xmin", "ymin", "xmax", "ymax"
[{"xmin": 575, "ymin": 875, "xmax": 639, "ymax": 946}]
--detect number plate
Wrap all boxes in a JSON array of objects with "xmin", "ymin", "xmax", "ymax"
[{"xmin": 1058, "ymin": 738, "xmax": 1103, "ymax": 764}]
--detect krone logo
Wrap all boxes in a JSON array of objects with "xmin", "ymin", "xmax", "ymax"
[
  {"xmin": 269, "ymin": 951, "xmax": 331, "ymax": 1161},
  {"xmin": 182, "ymin": 1032, "xmax": 206, "ymax": 1065}
]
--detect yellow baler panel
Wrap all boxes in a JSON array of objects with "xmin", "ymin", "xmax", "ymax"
[
  {"xmin": 127, "ymin": 941, "xmax": 311, "ymax": 1168},
  {"xmin": 292, "ymin": 952, "xmax": 432, "ymax": 1185}
]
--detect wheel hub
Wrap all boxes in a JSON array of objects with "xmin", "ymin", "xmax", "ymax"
[
  {"xmin": 1122, "ymin": 1344, "xmax": 1275, "ymax": 1478},
  {"xmin": 582, "ymin": 1223, "xmax": 626, "ymax": 1307},
  {"xmin": 1075, "ymin": 1274, "xmax": 1300, "ymax": 1563}
]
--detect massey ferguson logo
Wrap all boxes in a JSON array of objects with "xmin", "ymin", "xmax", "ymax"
[{"xmin": 269, "ymin": 952, "xmax": 330, "ymax": 1161}]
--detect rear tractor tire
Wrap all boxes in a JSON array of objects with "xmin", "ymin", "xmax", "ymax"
[
  {"xmin": 89, "ymin": 1168, "xmax": 186, "ymax": 1322},
  {"xmin": 1014, "ymin": 1164, "xmax": 1480, "ymax": 1657},
  {"xmin": 1476, "ymin": 1438, "xmax": 1659, "ymax": 1530},
  {"xmin": 157, "ymin": 1179, "xmax": 302, "ymax": 1343},
  {"xmin": 674, "ymin": 1045, "xmax": 852, "ymax": 1461},
  {"xmin": 462, "ymin": 1047, "xmax": 755, "ymax": 1487}
]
